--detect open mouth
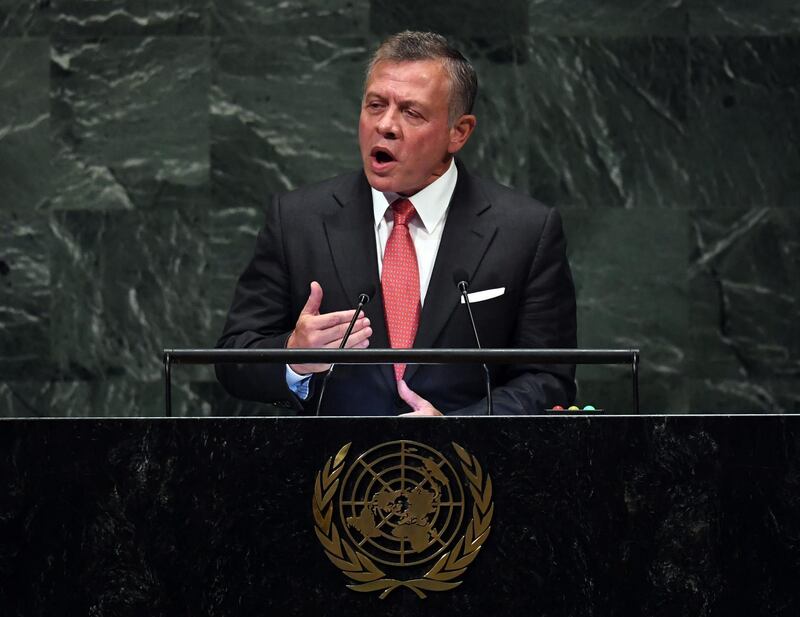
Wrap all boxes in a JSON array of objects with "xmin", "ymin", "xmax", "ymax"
[{"xmin": 371, "ymin": 147, "xmax": 396, "ymax": 164}]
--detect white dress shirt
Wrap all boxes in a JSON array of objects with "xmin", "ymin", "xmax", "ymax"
[
  {"xmin": 371, "ymin": 158, "xmax": 457, "ymax": 304},
  {"xmin": 288, "ymin": 159, "xmax": 459, "ymax": 396}
]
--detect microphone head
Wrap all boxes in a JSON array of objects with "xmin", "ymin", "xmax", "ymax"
[
  {"xmin": 452, "ymin": 269, "xmax": 470, "ymax": 289},
  {"xmin": 357, "ymin": 284, "xmax": 376, "ymax": 304}
]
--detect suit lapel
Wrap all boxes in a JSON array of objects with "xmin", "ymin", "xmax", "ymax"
[
  {"xmin": 404, "ymin": 168, "xmax": 497, "ymax": 384},
  {"xmin": 324, "ymin": 174, "xmax": 395, "ymax": 391}
]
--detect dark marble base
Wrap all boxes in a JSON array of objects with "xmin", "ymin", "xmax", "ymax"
[{"xmin": 1, "ymin": 416, "xmax": 798, "ymax": 616}]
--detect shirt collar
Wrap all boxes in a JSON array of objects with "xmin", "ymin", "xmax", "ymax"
[{"xmin": 371, "ymin": 158, "xmax": 458, "ymax": 233}]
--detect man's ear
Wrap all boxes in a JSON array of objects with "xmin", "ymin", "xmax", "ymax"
[{"xmin": 448, "ymin": 114, "xmax": 477, "ymax": 154}]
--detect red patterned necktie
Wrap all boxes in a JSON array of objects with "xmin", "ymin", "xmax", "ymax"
[{"xmin": 382, "ymin": 198, "xmax": 420, "ymax": 381}]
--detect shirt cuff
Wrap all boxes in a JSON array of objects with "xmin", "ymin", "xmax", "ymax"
[{"xmin": 286, "ymin": 364, "xmax": 312, "ymax": 400}]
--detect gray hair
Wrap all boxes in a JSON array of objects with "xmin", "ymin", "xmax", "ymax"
[{"xmin": 366, "ymin": 31, "xmax": 478, "ymax": 125}]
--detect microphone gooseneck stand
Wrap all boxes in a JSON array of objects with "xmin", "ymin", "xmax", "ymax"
[
  {"xmin": 314, "ymin": 291, "xmax": 372, "ymax": 416},
  {"xmin": 454, "ymin": 272, "xmax": 493, "ymax": 416}
]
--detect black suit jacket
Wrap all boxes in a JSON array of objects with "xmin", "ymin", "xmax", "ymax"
[{"xmin": 216, "ymin": 161, "xmax": 577, "ymax": 415}]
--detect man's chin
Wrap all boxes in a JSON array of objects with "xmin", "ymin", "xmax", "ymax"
[{"xmin": 363, "ymin": 169, "xmax": 403, "ymax": 193}]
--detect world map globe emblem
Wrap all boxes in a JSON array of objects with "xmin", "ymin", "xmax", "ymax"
[{"xmin": 338, "ymin": 440, "xmax": 466, "ymax": 567}]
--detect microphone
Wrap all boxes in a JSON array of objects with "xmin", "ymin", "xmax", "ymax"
[
  {"xmin": 453, "ymin": 270, "xmax": 493, "ymax": 415},
  {"xmin": 315, "ymin": 286, "xmax": 375, "ymax": 416}
]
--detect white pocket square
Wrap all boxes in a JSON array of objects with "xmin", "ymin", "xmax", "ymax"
[{"xmin": 460, "ymin": 287, "xmax": 505, "ymax": 304}]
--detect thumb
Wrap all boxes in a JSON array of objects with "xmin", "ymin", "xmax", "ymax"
[
  {"xmin": 300, "ymin": 281, "xmax": 323, "ymax": 316},
  {"xmin": 397, "ymin": 379, "xmax": 426, "ymax": 411}
]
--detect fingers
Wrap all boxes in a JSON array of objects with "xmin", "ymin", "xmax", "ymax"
[
  {"xmin": 291, "ymin": 282, "xmax": 373, "ymax": 351},
  {"xmin": 287, "ymin": 286, "xmax": 372, "ymax": 374},
  {"xmin": 291, "ymin": 315, "xmax": 371, "ymax": 348},
  {"xmin": 397, "ymin": 381, "xmax": 443, "ymax": 416},
  {"xmin": 299, "ymin": 281, "xmax": 324, "ymax": 316},
  {"xmin": 341, "ymin": 320, "xmax": 372, "ymax": 348},
  {"xmin": 400, "ymin": 409, "xmax": 443, "ymax": 416},
  {"xmin": 298, "ymin": 282, "xmax": 365, "ymax": 328},
  {"xmin": 311, "ymin": 309, "xmax": 364, "ymax": 330},
  {"xmin": 316, "ymin": 317, "xmax": 371, "ymax": 347},
  {"xmin": 397, "ymin": 379, "xmax": 427, "ymax": 411}
]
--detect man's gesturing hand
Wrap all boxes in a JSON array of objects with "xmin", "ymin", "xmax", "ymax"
[
  {"xmin": 398, "ymin": 380, "xmax": 443, "ymax": 416},
  {"xmin": 287, "ymin": 281, "xmax": 372, "ymax": 375}
]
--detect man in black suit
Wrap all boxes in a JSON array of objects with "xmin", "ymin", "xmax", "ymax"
[{"xmin": 216, "ymin": 31, "xmax": 577, "ymax": 416}]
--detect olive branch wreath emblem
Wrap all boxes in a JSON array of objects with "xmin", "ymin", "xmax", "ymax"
[{"xmin": 312, "ymin": 441, "xmax": 493, "ymax": 599}]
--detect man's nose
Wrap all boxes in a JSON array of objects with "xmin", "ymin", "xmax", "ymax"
[{"xmin": 376, "ymin": 109, "xmax": 400, "ymax": 139}]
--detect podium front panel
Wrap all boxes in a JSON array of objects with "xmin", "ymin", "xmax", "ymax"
[{"xmin": 1, "ymin": 416, "xmax": 798, "ymax": 616}]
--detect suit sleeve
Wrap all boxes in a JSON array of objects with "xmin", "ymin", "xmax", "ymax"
[
  {"xmin": 214, "ymin": 195, "xmax": 306, "ymax": 409},
  {"xmin": 452, "ymin": 207, "xmax": 577, "ymax": 415}
]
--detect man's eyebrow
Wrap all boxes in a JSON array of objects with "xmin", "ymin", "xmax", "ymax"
[
  {"xmin": 398, "ymin": 98, "xmax": 425, "ymax": 109},
  {"xmin": 364, "ymin": 93, "xmax": 426, "ymax": 109}
]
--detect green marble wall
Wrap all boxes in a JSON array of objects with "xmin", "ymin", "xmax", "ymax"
[{"xmin": 1, "ymin": 1, "xmax": 798, "ymax": 416}]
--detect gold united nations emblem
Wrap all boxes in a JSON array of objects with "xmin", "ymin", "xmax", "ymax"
[{"xmin": 312, "ymin": 440, "xmax": 493, "ymax": 599}]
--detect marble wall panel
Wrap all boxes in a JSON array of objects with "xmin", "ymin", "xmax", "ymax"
[
  {"xmin": 0, "ymin": 378, "xmax": 163, "ymax": 417},
  {"xmin": 0, "ymin": 38, "xmax": 51, "ymax": 212},
  {"xmin": 689, "ymin": 37, "xmax": 800, "ymax": 208},
  {"xmin": 50, "ymin": 36, "xmax": 210, "ymax": 211},
  {"xmin": 49, "ymin": 206, "xmax": 261, "ymax": 381},
  {"xmin": 52, "ymin": 0, "xmax": 209, "ymax": 36},
  {"xmin": 212, "ymin": 0, "xmax": 369, "ymax": 36},
  {"xmin": 0, "ymin": 0, "xmax": 51, "ymax": 35},
  {"xmin": 528, "ymin": 0, "xmax": 688, "ymax": 36},
  {"xmin": 562, "ymin": 207, "xmax": 689, "ymax": 411},
  {"xmin": 0, "ymin": 377, "xmax": 280, "ymax": 417},
  {"xmin": 370, "ymin": 0, "xmax": 528, "ymax": 36},
  {"xmin": 211, "ymin": 35, "xmax": 368, "ymax": 208},
  {"xmin": 0, "ymin": 214, "xmax": 54, "ymax": 380},
  {"xmin": 8, "ymin": 203, "xmax": 285, "ymax": 417},
  {"xmin": 459, "ymin": 36, "xmax": 689, "ymax": 209},
  {"xmin": 689, "ymin": 208, "xmax": 800, "ymax": 411},
  {"xmin": 691, "ymin": 0, "xmax": 800, "ymax": 35}
]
